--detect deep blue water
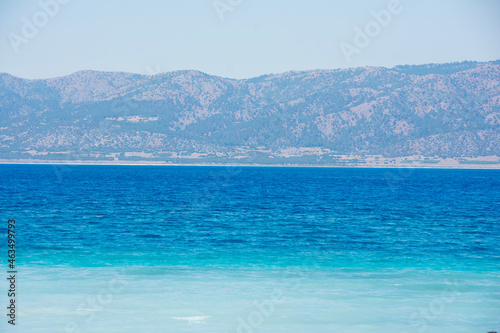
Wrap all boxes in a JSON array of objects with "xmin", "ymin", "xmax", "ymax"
[{"xmin": 0, "ymin": 165, "xmax": 499, "ymax": 332}]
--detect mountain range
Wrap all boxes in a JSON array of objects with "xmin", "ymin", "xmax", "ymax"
[{"xmin": 1, "ymin": 60, "xmax": 499, "ymax": 167}]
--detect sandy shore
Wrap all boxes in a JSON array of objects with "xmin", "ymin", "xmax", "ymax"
[{"xmin": 0, "ymin": 159, "xmax": 499, "ymax": 169}]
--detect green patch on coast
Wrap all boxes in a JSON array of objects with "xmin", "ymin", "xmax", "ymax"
[{"xmin": 459, "ymin": 160, "xmax": 500, "ymax": 165}]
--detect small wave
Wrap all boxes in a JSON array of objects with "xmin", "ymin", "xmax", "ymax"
[
  {"xmin": 136, "ymin": 234, "xmax": 163, "ymax": 238},
  {"xmin": 170, "ymin": 316, "xmax": 211, "ymax": 322}
]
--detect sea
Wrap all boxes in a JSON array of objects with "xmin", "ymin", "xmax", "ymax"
[{"xmin": 0, "ymin": 164, "xmax": 499, "ymax": 333}]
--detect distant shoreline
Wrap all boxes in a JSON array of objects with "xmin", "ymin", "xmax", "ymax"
[{"xmin": 1, "ymin": 159, "xmax": 499, "ymax": 170}]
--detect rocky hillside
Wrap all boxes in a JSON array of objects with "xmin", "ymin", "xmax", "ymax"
[{"xmin": 0, "ymin": 61, "xmax": 499, "ymax": 165}]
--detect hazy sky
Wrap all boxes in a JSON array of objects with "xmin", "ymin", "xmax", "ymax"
[{"xmin": 1, "ymin": 0, "xmax": 499, "ymax": 79}]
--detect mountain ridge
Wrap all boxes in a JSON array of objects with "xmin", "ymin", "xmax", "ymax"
[
  {"xmin": 1, "ymin": 60, "xmax": 499, "ymax": 167},
  {"xmin": 4, "ymin": 58, "xmax": 500, "ymax": 81}
]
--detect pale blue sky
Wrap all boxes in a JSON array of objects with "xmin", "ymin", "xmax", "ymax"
[{"xmin": 0, "ymin": 0, "xmax": 499, "ymax": 79}]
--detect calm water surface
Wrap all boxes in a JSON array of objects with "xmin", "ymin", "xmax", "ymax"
[{"xmin": 0, "ymin": 165, "xmax": 499, "ymax": 332}]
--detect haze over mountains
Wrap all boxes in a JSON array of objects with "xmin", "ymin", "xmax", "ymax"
[{"xmin": 1, "ymin": 60, "xmax": 499, "ymax": 166}]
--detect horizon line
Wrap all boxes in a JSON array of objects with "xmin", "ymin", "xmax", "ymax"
[{"xmin": 2, "ymin": 59, "xmax": 499, "ymax": 81}]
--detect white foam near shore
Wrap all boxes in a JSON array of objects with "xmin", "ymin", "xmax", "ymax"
[
  {"xmin": 170, "ymin": 316, "xmax": 211, "ymax": 322},
  {"xmin": 7, "ymin": 266, "xmax": 500, "ymax": 333}
]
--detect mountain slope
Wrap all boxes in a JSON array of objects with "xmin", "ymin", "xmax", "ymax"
[{"xmin": 0, "ymin": 61, "xmax": 499, "ymax": 166}]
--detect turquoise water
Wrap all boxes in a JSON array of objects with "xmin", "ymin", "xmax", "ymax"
[{"xmin": 1, "ymin": 165, "xmax": 499, "ymax": 332}]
